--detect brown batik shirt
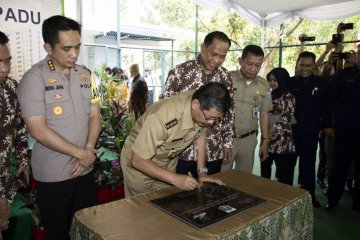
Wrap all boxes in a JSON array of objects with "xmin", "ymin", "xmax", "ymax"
[
  {"xmin": 161, "ymin": 56, "xmax": 234, "ymax": 162},
  {"xmin": 0, "ymin": 77, "xmax": 30, "ymax": 203}
]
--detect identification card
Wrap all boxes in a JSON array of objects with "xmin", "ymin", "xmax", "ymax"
[{"xmin": 252, "ymin": 106, "xmax": 259, "ymax": 119}]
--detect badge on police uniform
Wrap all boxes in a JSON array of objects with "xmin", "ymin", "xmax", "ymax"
[
  {"xmin": 48, "ymin": 78, "xmax": 57, "ymax": 84},
  {"xmin": 81, "ymin": 74, "xmax": 88, "ymax": 82},
  {"xmin": 53, "ymin": 93, "xmax": 62, "ymax": 100},
  {"xmin": 52, "ymin": 105, "xmax": 64, "ymax": 116}
]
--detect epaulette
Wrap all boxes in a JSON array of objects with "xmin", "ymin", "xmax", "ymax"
[
  {"xmin": 47, "ymin": 60, "xmax": 56, "ymax": 71},
  {"xmin": 165, "ymin": 118, "xmax": 178, "ymax": 129},
  {"xmin": 257, "ymin": 76, "xmax": 269, "ymax": 86},
  {"xmin": 80, "ymin": 65, "xmax": 92, "ymax": 74}
]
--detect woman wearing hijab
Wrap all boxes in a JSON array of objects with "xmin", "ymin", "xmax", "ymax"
[{"xmin": 260, "ymin": 67, "xmax": 297, "ymax": 185}]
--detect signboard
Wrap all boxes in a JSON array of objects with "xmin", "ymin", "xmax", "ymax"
[{"xmin": 0, "ymin": 0, "xmax": 62, "ymax": 81}]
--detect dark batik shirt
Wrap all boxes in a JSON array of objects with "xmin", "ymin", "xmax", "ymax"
[
  {"xmin": 161, "ymin": 55, "xmax": 234, "ymax": 161},
  {"xmin": 0, "ymin": 77, "xmax": 30, "ymax": 203},
  {"xmin": 269, "ymin": 92, "xmax": 296, "ymax": 154}
]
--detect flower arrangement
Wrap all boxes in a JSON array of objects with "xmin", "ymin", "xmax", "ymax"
[
  {"xmin": 94, "ymin": 64, "xmax": 134, "ymax": 152},
  {"xmin": 93, "ymin": 64, "xmax": 135, "ymax": 203}
]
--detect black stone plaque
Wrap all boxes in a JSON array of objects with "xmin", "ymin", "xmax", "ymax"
[{"xmin": 150, "ymin": 182, "xmax": 265, "ymax": 229}]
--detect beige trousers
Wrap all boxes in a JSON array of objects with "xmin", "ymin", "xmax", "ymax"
[{"xmin": 222, "ymin": 134, "xmax": 258, "ymax": 173}]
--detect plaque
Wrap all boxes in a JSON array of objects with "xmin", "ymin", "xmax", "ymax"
[{"xmin": 150, "ymin": 182, "xmax": 265, "ymax": 229}]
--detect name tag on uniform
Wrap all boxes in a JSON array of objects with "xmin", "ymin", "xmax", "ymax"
[{"xmin": 172, "ymin": 137, "xmax": 183, "ymax": 142}]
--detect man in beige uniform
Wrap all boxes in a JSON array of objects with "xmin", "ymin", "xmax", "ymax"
[
  {"xmin": 121, "ymin": 82, "xmax": 231, "ymax": 197},
  {"xmin": 222, "ymin": 45, "xmax": 272, "ymax": 173}
]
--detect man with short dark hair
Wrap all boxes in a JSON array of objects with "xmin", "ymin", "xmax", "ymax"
[
  {"xmin": 222, "ymin": 45, "xmax": 272, "ymax": 174},
  {"xmin": 0, "ymin": 31, "xmax": 30, "ymax": 239},
  {"xmin": 291, "ymin": 51, "xmax": 329, "ymax": 208},
  {"xmin": 121, "ymin": 82, "xmax": 231, "ymax": 197},
  {"xmin": 17, "ymin": 15, "xmax": 101, "ymax": 240},
  {"xmin": 161, "ymin": 31, "xmax": 234, "ymax": 179}
]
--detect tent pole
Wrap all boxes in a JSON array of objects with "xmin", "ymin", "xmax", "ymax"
[
  {"xmin": 260, "ymin": 16, "xmax": 265, "ymax": 76},
  {"xmin": 195, "ymin": 5, "xmax": 199, "ymax": 58},
  {"xmin": 279, "ymin": 23, "xmax": 284, "ymax": 67},
  {"xmin": 117, "ymin": 0, "xmax": 122, "ymax": 68},
  {"xmin": 77, "ymin": 0, "xmax": 84, "ymax": 65}
]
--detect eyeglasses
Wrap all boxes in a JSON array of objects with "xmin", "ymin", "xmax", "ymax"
[{"xmin": 201, "ymin": 108, "xmax": 218, "ymax": 122}]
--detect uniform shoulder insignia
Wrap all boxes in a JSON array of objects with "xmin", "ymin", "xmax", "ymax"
[
  {"xmin": 165, "ymin": 118, "xmax": 178, "ymax": 129},
  {"xmin": 47, "ymin": 60, "xmax": 56, "ymax": 71},
  {"xmin": 80, "ymin": 65, "xmax": 91, "ymax": 74},
  {"xmin": 257, "ymin": 76, "xmax": 267, "ymax": 84}
]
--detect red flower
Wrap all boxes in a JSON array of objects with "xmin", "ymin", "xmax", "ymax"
[
  {"xmin": 96, "ymin": 188, "xmax": 111, "ymax": 204},
  {"xmin": 27, "ymin": 178, "xmax": 37, "ymax": 191},
  {"xmin": 32, "ymin": 226, "xmax": 47, "ymax": 240},
  {"xmin": 96, "ymin": 186, "xmax": 125, "ymax": 204},
  {"xmin": 114, "ymin": 186, "xmax": 125, "ymax": 199}
]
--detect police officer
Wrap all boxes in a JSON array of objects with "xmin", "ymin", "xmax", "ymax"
[
  {"xmin": 290, "ymin": 51, "xmax": 329, "ymax": 208},
  {"xmin": 222, "ymin": 45, "xmax": 272, "ymax": 173},
  {"xmin": 325, "ymin": 44, "xmax": 360, "ymax": 212},
  {"xmin": 120, "ymin": 83, "xmax": 231, "ymax": 197},
  {"xmin": 17, "ymin": 16, "xmax": 101, "ymax": 240}
]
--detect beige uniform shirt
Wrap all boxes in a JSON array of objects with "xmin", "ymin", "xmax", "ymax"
[
  {"xmin": 120, "ymin": 90, "xmax": 204, "ymax": 196},
  {"xmin": 231, "ymin": 70, "xmax": 272, "ymax": 133},
  {"xmin": 17, "ymin": 56, "xmax": 98, "ymax": 182}
]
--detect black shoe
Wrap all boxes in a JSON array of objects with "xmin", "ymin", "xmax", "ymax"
[
  {"xmin": 317, "ymin": 178, "xmax": 327, "ymax": 189},
  {"xmin": 312, "ymin": 199, "xmax": 322, "ymax": 208},
  {"xmin": 325, "ymin": 202, "xmax": 337, "ymax": 211}
]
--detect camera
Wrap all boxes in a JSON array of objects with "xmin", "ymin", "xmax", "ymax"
[
  {"xmin": 299, "ymin": 35, "xmax": 316, "ymax": 42},
  {"xmin": 338, "ymin": 52, "xmax": 349, "ymax": 60},
  {"xmin": 339, "ymin": 23, "xmax": 354, "ymax": 30},
  {"xmin": 332, "ymin": 34, "xmax": 344, "ymax": 45}
]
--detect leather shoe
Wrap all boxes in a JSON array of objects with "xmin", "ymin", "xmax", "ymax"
[
  {"xmin": 317, "ymin": 178, "xmax": 327, "ymax": 189},
  {"xmin": 325, "ymin": 202, "xmax": 337, "ymax": 211},
  {"xmin": 312, "ymin": 199, "xmax": 321, "ymax": 208}
]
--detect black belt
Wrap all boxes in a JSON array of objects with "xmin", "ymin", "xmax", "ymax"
[{"xmin": 234, "ymin": 130, "xmax": 257, "ymax": 139}]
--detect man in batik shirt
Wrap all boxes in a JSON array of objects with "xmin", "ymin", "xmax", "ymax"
[
  {"xmin": 161, "ymin": 31, "xmax": 234, "ymax": 179},
  {"xmin": 0, "ymin": 31, "xmax": 30, "ymax": 233}
]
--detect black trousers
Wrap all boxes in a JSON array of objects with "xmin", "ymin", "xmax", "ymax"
[
  {"xmin": 176, "ymin": 159, "xmax": 223, "ymax": 179},
  {"xmin": 293, "ymin": 130, "xmax": 319, "ymax": 198},
  {"xmin": 327, "ymin": 129, "xmax": 360, "ymax": 207},
  {"xmin": 36, "ymin": 170, "xmax": 96, "ymax": 240},
  {"xmin": 317, "ymin": 131, "xmax": 327, "ymax": 181},
  {"xmin": 261, "ymin": 153, "xmax": 297, "ymax": 185}
]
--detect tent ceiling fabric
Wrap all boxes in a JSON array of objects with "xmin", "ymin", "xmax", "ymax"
[{"xmin": 194, "ymin": 0, "xmax": 360, "ymax": 28}]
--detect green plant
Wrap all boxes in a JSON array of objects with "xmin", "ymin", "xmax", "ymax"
[{"xmin": 94, "ymin": 64, "xmax": 135, "ymax": 152}]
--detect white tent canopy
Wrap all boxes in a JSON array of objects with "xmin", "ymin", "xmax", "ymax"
[{"xmin": 194, "ymin": 0, "xmax": 360, "ymax": 28}]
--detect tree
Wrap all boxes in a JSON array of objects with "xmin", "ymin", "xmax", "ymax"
[{"xmin": 118, "ymin": 0, "xmax": 360, "ymax": 76}]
